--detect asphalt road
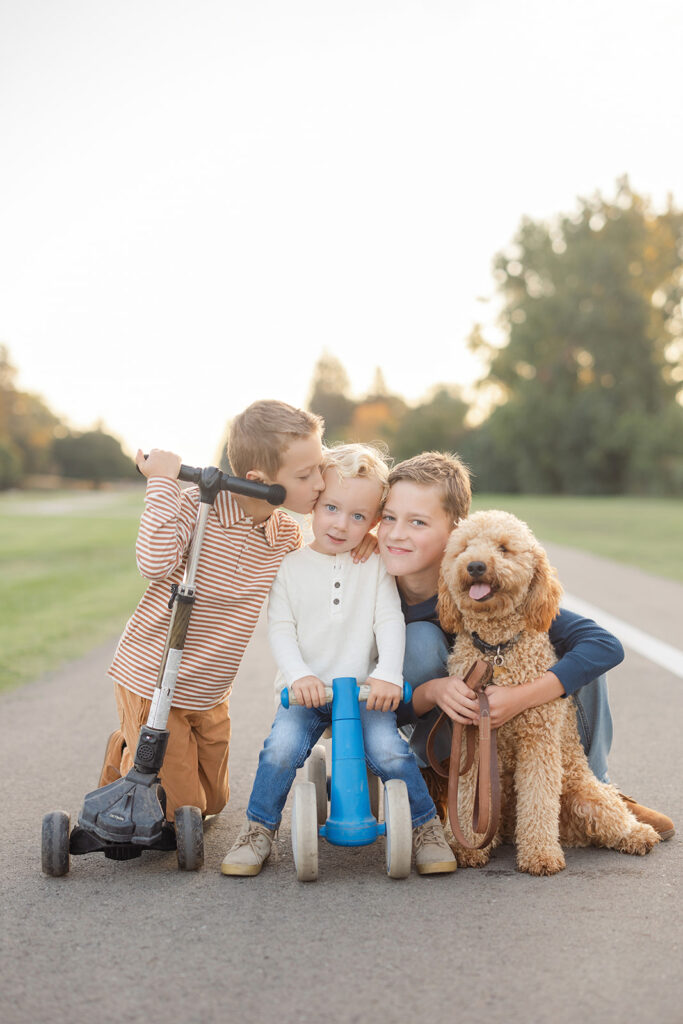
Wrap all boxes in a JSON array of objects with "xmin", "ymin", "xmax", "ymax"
[{"xmin": 1, "ymin": 544, "xmax": 681, "ymax": 1024}]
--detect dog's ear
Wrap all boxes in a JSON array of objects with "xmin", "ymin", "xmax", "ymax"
[
  {"xmin": 522, "ymin": 545, "xmax": 563, "ymax": 632},
  {"xmin": 437, "ymin": 566, "xmax": 463, "ymax": 634}
]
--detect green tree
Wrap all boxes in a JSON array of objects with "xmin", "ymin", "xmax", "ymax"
[
  {"xmin": 469, "ymin": 179, "xmax": 683, "ymax": 494},
  {"xmin": 52, "ymin": 430, "xmax": 137, "ymax": 487},
  {"xmin": 307, "ymin": 351, "xmax": 356, "ymax": 440},
  {"xmin": 392, "ymin": 386, "xmax": 469, "ymax": 462},
  {"xmin": 0, "ymin": 345, "xmax": 62, "ymax": 483}
]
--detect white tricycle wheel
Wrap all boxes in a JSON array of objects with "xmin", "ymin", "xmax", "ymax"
[
  {"xmin": 307, "ymin": 744, "xmax": 328, "ymax": 825},
  {"xmin": 384, "ymin": 779, "xmax": 412, "ymax": 879},
  {"xmin": 291, "ymin": 782, "xmax": 318, "ymax": 882}
]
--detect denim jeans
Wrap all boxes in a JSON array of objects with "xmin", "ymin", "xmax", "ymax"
[
  {"xmin": 247, "ymin": 701, "xmax": 436, "ymax": 830},
  {"xmin": 400, "ymin": 620, "xmax": 613, "ymax": 782}
]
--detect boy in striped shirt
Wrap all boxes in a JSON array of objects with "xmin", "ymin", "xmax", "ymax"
[{"xmin": 100, "ymin": 401, "xmax": 325, "ymax": 822}]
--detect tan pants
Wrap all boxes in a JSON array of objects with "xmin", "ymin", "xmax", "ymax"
[{"xmin": 100, "ymin": 683, "xmax": 231, "ymax": 822}]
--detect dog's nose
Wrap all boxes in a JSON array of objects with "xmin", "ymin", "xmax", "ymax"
[{"xmin": 467, "ymin": 561, "xmax": 487, "ymax": 578}]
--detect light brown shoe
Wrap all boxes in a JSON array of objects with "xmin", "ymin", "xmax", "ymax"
[
  {"xmin": 420, "ymin": 764, "xmax": 449, "ymax": 824},
  {"xmin": 98, "ymin": 730, "xmax": 126, "ymax": 787},
  {"xmin": 414, "ymin": 817, "xmax": 457, "ymax": 875},
  {"xmin": 221, "ymin": 820, "xmax": 276, "ymax": 876},
  {"xmin": 619, "ymin": 793, "xmax": 675, "ymax": 840}
]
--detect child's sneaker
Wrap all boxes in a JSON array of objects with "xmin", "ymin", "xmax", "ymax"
[
  {"xmin": 413, "ymin": 817, "xmax": 457, "ymax": 875},
  {"xmin": 221, "ymin": 820, "xmax": 275, "ymax": 876}
]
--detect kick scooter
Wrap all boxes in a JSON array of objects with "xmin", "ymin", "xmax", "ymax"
[{"xmin": 41, "ymin": 462, "xmax": 285, "ymax": 876}]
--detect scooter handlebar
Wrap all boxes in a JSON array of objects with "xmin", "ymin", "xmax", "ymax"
[
  {"xmin": 137, "ymin": 456, "xmax": 285, "ymax": 506},
  {"xmin": 178, "ymin": 465, "xmax": 285, "ymax": 506},
  {"xmin": 280, "ymin": 681, "xmax": 412, "ymax": 708}
]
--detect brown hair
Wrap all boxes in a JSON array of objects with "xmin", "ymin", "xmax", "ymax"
[
  {"xmin": 388, "ymin": 451, "xmax": 471, "ymax": 523},
  {"xmin": 227, "ymin": 401, "xmax": 324, "ymax": 478}
]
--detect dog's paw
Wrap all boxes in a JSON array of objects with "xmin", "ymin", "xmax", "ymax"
[
  {"xmin": 453, "ymin": 847, "xmax": 491, "ymax": 869},
  {"xmin": 517, "ymin": 847, "xmax": 566, "ymax": 876},
  {"xmin": 616, "ymin": 822, "xmax": 660, "ymax": 856}
]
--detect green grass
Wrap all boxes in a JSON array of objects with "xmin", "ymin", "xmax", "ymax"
[
  {"xmin": 1, "ymin": 488, "xmax": 681, "ymax": 695},
  {"xmin": 0, "ymin": 488, "xmax": 146, "ymax": 693},
  {"xmin": 471, "ymin": 494, "xmax": 683, "ymax": 583}
]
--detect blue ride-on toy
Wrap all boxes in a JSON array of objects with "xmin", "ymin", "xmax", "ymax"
[{"xmin": 280, "ymin": 676, "xmax": 414, "ymax": 881}]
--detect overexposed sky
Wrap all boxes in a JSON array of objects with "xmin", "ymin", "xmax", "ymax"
[{"xmin": 1, "ymin": 0, "xmax": 681, "ymax": 464}]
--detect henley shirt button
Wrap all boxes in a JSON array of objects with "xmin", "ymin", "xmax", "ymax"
[
  {"xmin": 333, "ymin": 598, "xmax": 340, "ymax": 605},
  {"xmin": 334, "ymin": 582, "xmax": 340, "ymax": 588}
]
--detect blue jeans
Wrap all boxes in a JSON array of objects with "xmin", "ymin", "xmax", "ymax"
[
  {"xmin": 247, "ymin": 701, "xmax": 436, "ymax": 830},
  {"xmin": 400, "ymin": 620, "xmax": 613, "ymax": 782}
]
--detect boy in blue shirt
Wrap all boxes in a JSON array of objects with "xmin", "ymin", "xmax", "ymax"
[{"xmin": 378, "ymin": 451, "xmax": 674, "ymax": 839}]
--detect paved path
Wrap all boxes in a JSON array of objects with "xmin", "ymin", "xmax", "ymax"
[{"xmin": 1, "ymin": 546, "xmax": 681, "ymax": 1024}]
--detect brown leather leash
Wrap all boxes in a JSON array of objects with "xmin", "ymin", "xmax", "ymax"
[{"xmin": 426, "ymin": 659, "xmax": 501, "ymax": 851}]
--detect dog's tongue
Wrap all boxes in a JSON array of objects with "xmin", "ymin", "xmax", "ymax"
[{"xmin": 469, "ymin": 582, "xmax": 492, "ymax": 600}]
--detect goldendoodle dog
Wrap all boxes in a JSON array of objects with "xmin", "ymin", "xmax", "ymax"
[{"xmin": 437, "ymin": 509, "xmax": 659, "ymax": 876}]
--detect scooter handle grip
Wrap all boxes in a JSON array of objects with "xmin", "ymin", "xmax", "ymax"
[
  {"xmin": 136, "ymin": 456, "xmax": 285, "ymax": 506},
  {"xmin": 280, "ymin": 681, "xmax": 412, "ymax": 708}
]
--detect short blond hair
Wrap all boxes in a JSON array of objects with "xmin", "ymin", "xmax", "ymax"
[
  {"xmin": 388, "ymin": 451, "xmax": 471, "ymax": 523},
  {"xmin": 321, "ymin": 442, "xmax": 391, "ymax": 503},
  {"xmin": 228, "ymin": 401, "xmax": 324, "ymax": 478}
]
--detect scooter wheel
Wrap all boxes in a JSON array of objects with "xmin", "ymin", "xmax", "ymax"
[
  {"xmin": 384, "ymin": 780, "xmax": 412, "ymax": 879},
  {"xmin": 292, "ymin": 782, "xmax": 318, "ymax": 882},
  {"xmin": 307, "ymin": 744, "xmax": 328, "ymax": 825},
  {"xmin": 175, "ymin": 805, "xmax": 204, "ymax": 871},
  {"xmin": 41, "ymin": 810, "xmax": 70, "ymax": 877}
]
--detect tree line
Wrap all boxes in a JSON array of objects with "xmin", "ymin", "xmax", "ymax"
[
  {"xmin": 306, "ymin": 180, "xmax": 683, "ymax": 495},
  {"xmin": 3, "ymin": 179, "xmax": 682, "ymax": 494},
  {"xmin": 0, "ymin": 348, "xmax": 135, "ymax": 488}
]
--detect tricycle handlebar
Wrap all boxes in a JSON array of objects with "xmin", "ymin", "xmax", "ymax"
[{"xmin": 281, "ymin": 681, "xmax": 412, "ymax": 708}]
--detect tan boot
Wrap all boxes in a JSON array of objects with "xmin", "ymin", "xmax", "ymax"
[
  {"xmin": 98, "ymin": 730, "xmax": 126, "ymax": 787},
  {"xmin": 619, "ymin": 793, "xmax": 675, "ymax": 840},
  {"xmin": 221, "ymin": 820, "xmax": 276, "ymax": 876},
  {"xmin": 414, "ymin": 817, "xmax": 457, "ymax": 875}
]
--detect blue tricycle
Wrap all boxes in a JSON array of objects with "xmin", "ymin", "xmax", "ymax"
[{"xmin": 280, "ymin": 676, "xmax": 414, "ymax": 881}]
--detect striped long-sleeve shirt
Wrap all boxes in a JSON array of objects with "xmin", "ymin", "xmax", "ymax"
[{"xmin": 108, "ymin": 477, "xmax": 303, "ymax": 709}]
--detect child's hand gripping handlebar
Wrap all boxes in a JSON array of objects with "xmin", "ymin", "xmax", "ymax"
[
  {"xmin": 137, "ymin": 454, "xmax": 285, "ymax": 506},
  {"xmin": 280, "ymin": 681, "xmax": 413, "ymax": 708}
]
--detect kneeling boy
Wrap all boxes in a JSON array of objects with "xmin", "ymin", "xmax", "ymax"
[
  {"xmin": 378, "ymin": 451, "xmax": 674, "ymax": 839},
  {"xmin": 101, "ymin": 401, "xmax": 325, "ymax": 822}
]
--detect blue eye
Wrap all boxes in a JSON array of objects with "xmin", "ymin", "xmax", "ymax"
[
  {"xmin": 325, "ymin": 504, "xmax": 337, "ymax": 513},
  {"xmin": 352, "ymin": 513, "xmax": 365, "ymax": 522}
]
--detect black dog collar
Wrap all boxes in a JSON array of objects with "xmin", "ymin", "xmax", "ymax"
[{"xmin": 470, "ymin": 630, "xmax": 522, "ymax": 666}]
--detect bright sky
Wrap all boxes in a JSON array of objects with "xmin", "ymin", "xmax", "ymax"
[{"xmin": 1, "ymin": 0, "xmax": 681, "ymax": 465}]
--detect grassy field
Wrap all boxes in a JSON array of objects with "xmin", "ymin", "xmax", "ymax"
[
  {"xmin": 1, "ymin": 488, "xmax": 681, "ymax": 693},
  {"xmin": 471, "ymin": 493, "xmax": 683, "ymax": 583},
  {"xmin": 0, "ymin": 488, "xmax": 146, "ymax": 693}
]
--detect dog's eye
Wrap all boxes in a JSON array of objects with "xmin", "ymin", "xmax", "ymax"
[{"xmin": 499, "ymin": 544, "xmax": 508, "ymax": 553}]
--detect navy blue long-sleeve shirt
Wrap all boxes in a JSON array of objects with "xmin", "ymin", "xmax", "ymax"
[{"xmin": 401, "ymin": 595, "xmax": 624, "ymax": 696}]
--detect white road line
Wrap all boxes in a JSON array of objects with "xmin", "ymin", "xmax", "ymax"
[{"xmin": 562, "ymin": 591, "xmax": 683, "ymax": 680}]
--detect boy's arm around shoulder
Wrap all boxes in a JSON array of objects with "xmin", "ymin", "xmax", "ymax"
[
  {"xmin": 136, "ymin": 475, "xmax": 199, "ymax": 581},
  {"xmin": 547, "ymin": 607, "xmax": 625, "ymax": 698}
]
